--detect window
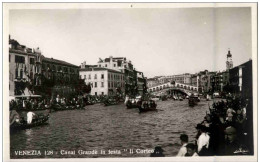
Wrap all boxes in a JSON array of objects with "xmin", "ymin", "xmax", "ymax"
[
  {"xmin": 95, "ymin": 82, "xmax": 97, "ymax": 87},
  {"xmin": 20, "ymin": 69, "xmax": 23, "ymax": 79},
  {"xmin": 64, "ymin": 67, "xmax": 68, "ymax": 73},
  {"xmin": 102, "ymin": 92, "xmax": 104, "ymax": 95},
  {"xmin": 101, "ymin": 74, "xmax": 104, "ymax": 79},
  {"xmin": 94, "ymin": 74, "xmax": 97, "ymax": 79},
  {"xmin": 95, "ymin": 92, "xmax": 97, "ymax": 96},
  {"xmin": 108, "ymin": 82, "xmax": 110, "ymax": 88},
  {"xmin": 114, "ymin": 64, "xmax": 116, "ymax": 67},
  {"xmin": 99, "ymin": 65, "xmax": 101, "ymax": 67},
  {"xmin": 88, "ymin": 74, "xmax": 91, "ymax": 79},
  {"xmin": 84, "ymin": 75, "xmax": 86, "ymax": 79},
  {"xmin": 30, "ymin": 58, "xmax": 35, "ymax": 64},
  {"xmin": 15, "ymin": 68, "xmax": 18, "ymax": 79},
  {"xmin": 15, "ymin": 55, "xmax": 25, "ymax": 63},
  {"xmin": 108, "ymin": 74, "xmax": 110, "ymax": 79},
  {"xmin": 101, "ymin": 82, "xmax": 104, "ymax": 87},
  {"xmin": 9, "ymin": 55, "xmax": 11, "ymax": 62},
  {"xmin": 105, "ymin": 64, "xmax": 107, "ymax": 67},
  {"xmin": 52, "ymin": 65, "xmax": 56, "ymax": 71}
]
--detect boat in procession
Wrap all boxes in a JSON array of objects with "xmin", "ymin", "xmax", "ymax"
[
  {"xmin": 124, "ymin": 95, "xmax": 157, "ymax": 112},
  {"xmin": 103, "ymin": 96, "xmax": 120, "ymax": 106},
  {"xmin": 124, "ymin": 95, "xmax": 142, "ymax": 109},
  {"xmin": 9, "ymin": 95, "xmax": 51, "ymax": 131},
  {"xmin": 51, "ymin": 95, "xmax": 85, "ymax": 111},
  {"xmin": 188, "ymin": 94, "xmax": 200, "ymax": 107},
  {"xmin": 138, "ymin": 100, "xmax": 157, "ymax": 113}
]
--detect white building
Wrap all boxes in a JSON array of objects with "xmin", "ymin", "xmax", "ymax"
[{"xmin": 79, "ymin": 67, "xmax": 125, "ymax": 96}]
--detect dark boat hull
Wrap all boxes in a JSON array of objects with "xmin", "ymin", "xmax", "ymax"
[
  {"xmin": 10, "ymin": 115, "xmax": 49, "ymax": 131},
  {"xmin": 138, "ymin": 107, "xmax": 157, "ymax": 113},
  {"xmin": 52, "ymin": 105, "xmax": 85, "ymax": 111}
]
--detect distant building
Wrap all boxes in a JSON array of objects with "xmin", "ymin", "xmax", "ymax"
[
  {"xmin": 135, "ymin": 71, "xmax": 147, "ymax": 96},
  {"xmin": 158, "ymin": 73, "xmax": 191, "ymax": 85},
  {"xmin": 96, "ymin": 56, "xmax": 145, "ymax": 95},
  {"xmin": 147, "ymin": 77, "xmax": 160, "ymax": 88},
  {"xmin": 226, "ymin": 49, "xmax": 233, "ymax": 70},
  {"xmin": 79, "ymin": 67, "xmax": 125, "ymax": 96}
]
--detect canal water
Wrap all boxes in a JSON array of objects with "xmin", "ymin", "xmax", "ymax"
[{"xmin": 10, "ymin": 99, "xmax": 217, "ymax": 158}]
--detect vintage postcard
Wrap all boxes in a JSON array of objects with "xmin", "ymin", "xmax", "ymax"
[{"xmin": 3, "ymin": 3, "xmax": 257, "ymax": 162}]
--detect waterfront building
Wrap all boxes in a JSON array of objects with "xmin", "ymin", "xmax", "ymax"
[
  {"xmin": 210, "ymin": 72, "xmax": 223, "ymax": 93},
  {"xmin": 135, "ymin": 71, "xmax": 147, "ymax": 96},
  {"xmin": 228, "ymin": 60, "xmax": 252, "ymax": 99},
  {"xmin": 79, "ymin": 67, "xmax": 125, "ymax": 96},
  {"xmin": 96, "ymin": 56, "xmax": 144, "ymax": 95},
  {"xmin": 147, "ymin": 77, "xmax": 160, "ymax": 88},
  {"xmin": 9, "ymin": 37, "xmax": 43, "ymax": 96},
  {"xmin": 9, "ymin": 36, "xmax": 80, "ymax": 97},
  {"xmin": 41, "ymin": 57, "xmax": 79, "ymax": 86},
  {"xmin": 191, "ymin": 74, "xmax": 198, "ymax": 87}
]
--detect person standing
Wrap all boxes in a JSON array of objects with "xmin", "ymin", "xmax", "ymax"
[
  {"xmin": 176, "ymin": 134, "xmax": 189, "ymax": 157},
  {"xmin": 197, "ymin": 125, "xmax": 210, "ymax": 155}
]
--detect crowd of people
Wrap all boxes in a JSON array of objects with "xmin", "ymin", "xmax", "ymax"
[
  {"xmin": 9, "ymin": 94, "xmax": 125, "ymax": 110},
  {"xmin": 176, "ymin": 96, "xmax": 252, "ymax": 156}
]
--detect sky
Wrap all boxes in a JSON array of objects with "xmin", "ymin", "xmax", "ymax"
[{"xmin": 9, "ymin": 7, "xmax": 252, "ymax": 78}]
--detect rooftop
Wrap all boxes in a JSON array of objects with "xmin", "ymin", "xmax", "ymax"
[
  {"xmin": 43, "ymin": 57, "xmax": 79, "ymax": 68},
  {"xmin": 80, "ymin": 67, "xmax": 123, "ymax": 74}
]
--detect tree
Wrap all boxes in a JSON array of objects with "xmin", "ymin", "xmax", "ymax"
[{"xmin": 76, "ymin": 79, "xmax": 91, "ymax": 94}]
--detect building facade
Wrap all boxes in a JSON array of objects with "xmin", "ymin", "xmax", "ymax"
[
  {"xmin": 9, "ymin": 36, "xmax": 80, "ymax": 97},
  {"xmin": 79, "ymin": 67, "xmax": 125, "ymax": 96},
  {"xmin": 41, "ymin": 57, "xmax": 79, "ymax": 85},
  {"xmin": 135, "ymin": 71, "xmax": 147, "ymax": 96},
  {"xmin": 9, "ymin": 38, "xmax": 43, "ymax": 96},
  {"xmin": 96, "ymin": 56, "xmax": 144, "ymax": 96},
  {"xmin": 228, "ymin": 60, "xmax": 252, "ymax": 98}
]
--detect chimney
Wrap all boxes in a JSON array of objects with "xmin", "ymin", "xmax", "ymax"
[{"xmin": 109, "ymin": 56, "xmax": 113, "ymax": 63}]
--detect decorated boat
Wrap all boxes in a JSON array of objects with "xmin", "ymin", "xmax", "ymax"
[
  {"xmin": 124, "ymin": 96, "xmax": 142, "ymax": 109},
  {"xmin": 10, "ymin": 110, "xmax": 49, "ymax": 131},
  {"xmin": 138, "ymin": 100, "xmax": 157, "ymax": 113}
]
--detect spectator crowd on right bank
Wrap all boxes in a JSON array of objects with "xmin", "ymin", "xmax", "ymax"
[{"xmin": 176, "ymin": 95, "xmax": 253, "ymax": 157}]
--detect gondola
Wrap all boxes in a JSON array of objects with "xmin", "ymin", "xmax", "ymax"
[
  {"xmin": 138, "ymin": 100, "xmax": 157, "ymax": 113},
  {"xmin": 10, "ymin": 114, "xmax": 49, "ymax": 131},
  {"xmin": 51, "ymin": 104, "xmax": 85, "ymax": 111},
  {"xmin": 104, "ymin": 100, "xmax": 119, "ymax": 106},
  {"xmin": 188, "ymin": 96, "xmax": 199, "ymax": 107},
  {"xmin": 126, "ymin": 100, "xmax": 142, "ymax": 109}
]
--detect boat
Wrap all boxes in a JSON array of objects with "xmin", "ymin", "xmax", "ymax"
[
  {"xmin": 104, "ymin": 98, "xmax": 119, "ymax": 106},
  {"xmin": 9, "ymin": 95, "xmax": 51, "ymax": 131},
  {"xmin": 51, "ymin": 104, "xmax": 85, "ymax": 111},
  {"xmin": 125, "ymin": 96, "xmax": 142, "ymax": 109},
  {"xmin": 138, "ymin": 100, "xmax": 157, "ymax": 113},
  {"xmin": 10, "ymin": 113, "xmax": 49, "ymax": 131},
  {"xmin": 188, "ymin": 95, "xmax": 199, "ymax": 107}
]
